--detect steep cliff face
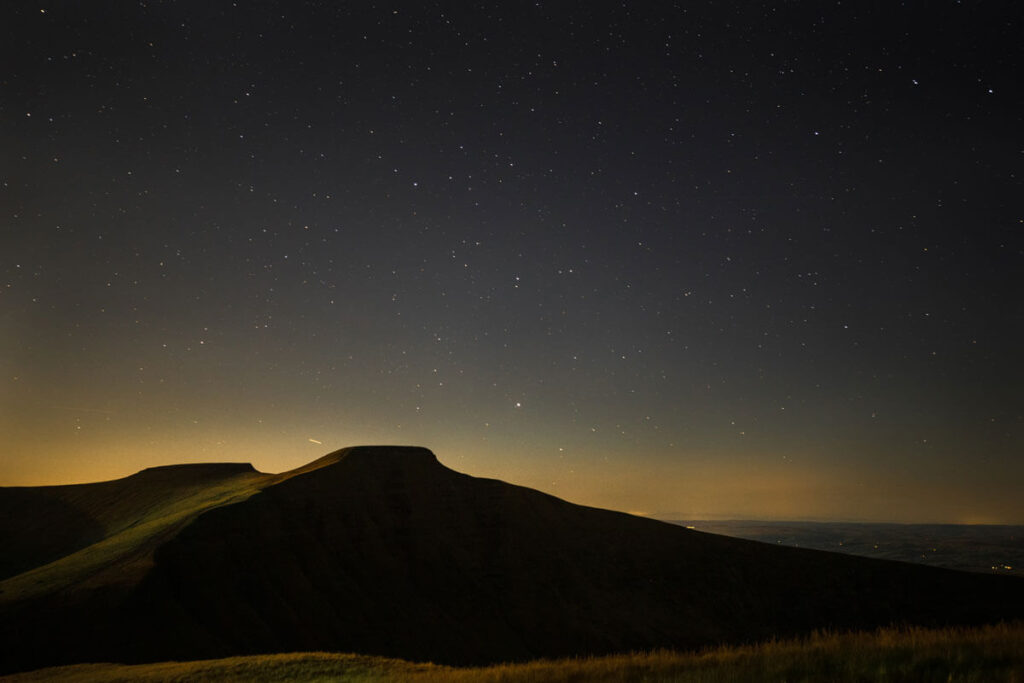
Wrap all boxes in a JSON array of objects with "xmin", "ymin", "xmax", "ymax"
[{"xmin": 2, "ymin": 446, "xmax": 1023, "ymax": 674}]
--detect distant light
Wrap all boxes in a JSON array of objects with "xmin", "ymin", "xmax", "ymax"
[{"xmin": 308, "ymin": 438, "xmax": 322, "ymax": 444}]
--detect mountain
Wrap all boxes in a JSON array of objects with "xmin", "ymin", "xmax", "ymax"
[
  {"xmin": 0, "ymin": 463, "xmax": 263, "ymax": 582},
  {"xmin": 1, "ymin": 446, "xmax": 1022, "ymax": 674}
]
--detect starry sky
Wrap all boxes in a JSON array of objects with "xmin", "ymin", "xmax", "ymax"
[{"xmin": 3, "ymin": 2, "xmax": 1022, "ymax": 523}]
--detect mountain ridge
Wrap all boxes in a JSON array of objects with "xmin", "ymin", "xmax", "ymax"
[
  {"xmin": 132, "ymin": 462, "xmax": 259, "ymax": 479},
  {"xmin": 2, "ymin": 445, "xmax": 1022, "ymax": 674}
]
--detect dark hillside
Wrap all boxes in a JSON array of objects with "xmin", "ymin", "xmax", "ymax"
[
  {"xmin": 120, "ymin": 447, "xmax": 1024, "ymax": 665},
  {"xmin": 2, "ymin": 447, "xmax": 1022, "ymax": 673}
]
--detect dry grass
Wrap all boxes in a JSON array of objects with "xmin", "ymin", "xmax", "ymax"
[{"xmin": 5, "ymin": 622, "xmax": 1022, "ymax": 683}]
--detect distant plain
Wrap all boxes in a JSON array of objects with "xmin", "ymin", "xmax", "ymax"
[{"xmin": 670, "ymin": 520, "xmax": 1024, "ymax": 577}]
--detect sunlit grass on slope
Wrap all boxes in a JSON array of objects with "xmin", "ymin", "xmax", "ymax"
[
  {"xmin": 0, "ymin": 450, "xmax": 350, "ymax": 603},
  {"xmin": 0, "ymin": 472, "xmax": 267, "ymax": 602},
  {"xmin": 6, "ymin": 622, "xmax": 1022, "ymax": 683}
]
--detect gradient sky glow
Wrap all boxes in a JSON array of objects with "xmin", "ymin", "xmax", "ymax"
[{"xmin": 3, "ymin": 2, "xmax": 1022, "ymax": 522}]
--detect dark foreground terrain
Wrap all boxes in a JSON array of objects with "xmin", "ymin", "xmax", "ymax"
[
  {"xmin": 6, "ymin": 624, "xmax": 1023, "ymax": 683},
  {"xmin": 2, "ymin": 446, "xmax": 1022, "ymax": 675}
]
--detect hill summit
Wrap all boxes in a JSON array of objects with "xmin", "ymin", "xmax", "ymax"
[
  {"xmin": 2, "ymin": 446, "xmax": 1023, "ymax": 674},
  {"xmin": 277, "ymin": 444, "xmax": 440, "ymax": 479},
  {"xmin": 132, "ymin": 462, "xmax": 259, "ymax": 481}
]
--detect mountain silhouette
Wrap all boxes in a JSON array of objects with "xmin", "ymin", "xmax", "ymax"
[{"xmin": 1, "ymin": 446, "xmax": 1022, "ymax": 674}]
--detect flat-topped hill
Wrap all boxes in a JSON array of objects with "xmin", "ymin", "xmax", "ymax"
[
  {"xmin": 269, "ymin": 445, "xmax": 440, "ymax": 481},
  {"xmin": 2, "ymin": 446, "xmax": 1022, "ymax": 674},
  {"xmin": 133, "ymin": 462, "xmax": 258, "ymax": 480}
]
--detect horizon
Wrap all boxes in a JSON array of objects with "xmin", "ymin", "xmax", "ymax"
[
  {"xmin": 3, "ymin": 3, "xmax": 1021, "ymax": 526},
  {"xmin": 2, "ymin": 444, "xmax": 1019, "ymax": 527}
]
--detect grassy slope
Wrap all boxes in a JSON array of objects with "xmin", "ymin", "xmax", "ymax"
[
  {"xmin": 0, "ymin": 469, "xmax": 269, "ymax": 603},
  {"xmin": 4, "ymin": 623, "xmax": 1021, "ymax": 683},
  {"xmin": 0, "ymin": 450, "xmax": 345, "ymax": 599},
  {"xmin": 0, "ymin": 449, "xmax": 384, "ymax": 602}
]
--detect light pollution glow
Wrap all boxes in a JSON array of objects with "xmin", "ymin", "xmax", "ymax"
[{"xmin": 1, "ymin": 405, "xmax": 1019, "ymax": 525}]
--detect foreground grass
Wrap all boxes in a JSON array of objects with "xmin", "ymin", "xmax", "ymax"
[{"xmin": 5, "ymin": 622, "xmax": 1022, "ymax": 683}]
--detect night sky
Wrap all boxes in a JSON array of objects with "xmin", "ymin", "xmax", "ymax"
[{"xmin": 3, "ymin": 2, "xmax": 1022, "ymax": 523}]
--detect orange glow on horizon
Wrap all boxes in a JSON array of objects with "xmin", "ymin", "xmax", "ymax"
[{"xmin": 2, "ymin": 420, "xmax": 1022, "ymax": 525}]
